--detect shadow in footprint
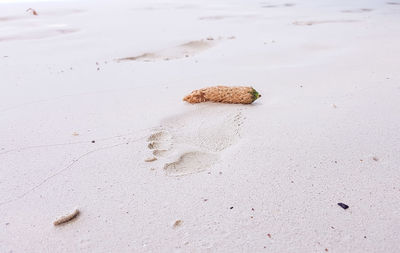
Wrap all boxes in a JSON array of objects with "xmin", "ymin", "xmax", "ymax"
[{"xmin": 164, "ymin": 151, "xmax": 219, "ymax": 176}]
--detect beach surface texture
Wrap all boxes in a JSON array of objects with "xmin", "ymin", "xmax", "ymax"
[{"xmin": 1, "ymin": 0, "xmax": 400, "ymax": 252}]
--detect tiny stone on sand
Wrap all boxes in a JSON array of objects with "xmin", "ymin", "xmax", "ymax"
[{"xmin": 173, "ymin": 220, "xmax": 183, "ymax": 228}]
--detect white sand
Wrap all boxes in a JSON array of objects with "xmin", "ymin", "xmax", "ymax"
[{"xmin": 1, "ymin": 0, "xmax": 400, "ymax": 252}]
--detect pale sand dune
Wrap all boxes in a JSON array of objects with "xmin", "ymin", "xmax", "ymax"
[{"xmin": 1, "ymin": 0, "xmax": 400, "ymax": 252}]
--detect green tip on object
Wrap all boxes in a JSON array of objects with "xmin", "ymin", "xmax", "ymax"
[{"xmin": 250, "ymin": 88, "xmax": 261, "ymax": 102}]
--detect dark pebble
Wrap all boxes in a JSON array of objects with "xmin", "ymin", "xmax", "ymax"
[
  {"xmin": 338, "ymin": 202, "xmax": 349, "ymax": 209},
  {"xmin": 230, "ymin": 206, "xmax": 234, "ymax": 209}
]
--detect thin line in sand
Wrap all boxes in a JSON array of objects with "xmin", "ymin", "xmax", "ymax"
[{"xmin": 0, "ymin": 136, "xmax": 146, "ymax": 206}]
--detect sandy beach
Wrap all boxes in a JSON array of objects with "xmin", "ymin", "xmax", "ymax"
[{"xmin": 1, "ymin": 0, "xmax": 400, "ymax": 252}]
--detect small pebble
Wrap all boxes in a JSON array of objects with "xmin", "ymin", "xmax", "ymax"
[
  {"xmin": 337, "ymin": 202, "xmax": 349, "ymax": 210},
  {"xmin": 173, "ymin": 220, "xmax": 183, "ymax": 228}
]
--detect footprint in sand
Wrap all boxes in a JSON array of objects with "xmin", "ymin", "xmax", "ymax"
[
  {"xmin": 0, "ymin": 28, "xmax": 79, "ymax": 42},
  {"xmin": 293, "ymin": 20, "xmax": 359, "ymax": 26},
  {"xmin": 341, "ymin": 8, "xmax": 373, "ymax": 13},
  {"xmin": 261, "ymin": 3, "xmax": 295, "ymax": 8},
  {"xmin": 198, "ymin": 14, "xmax": 258, "ymax": 21},
  {"xmin": 0, "ymin": 9, "xmax": 85, "ymax": 22},
  {"xmin": 0, "ymin": 9, "xmax": 84, "ymax": 42},
  {"xmin": 117, "ymin": 37, "xmax": 234, "ymax": 62},
  {"xmin": 145, "ymin": 105, "xmax": 244, "ymax": 176}
]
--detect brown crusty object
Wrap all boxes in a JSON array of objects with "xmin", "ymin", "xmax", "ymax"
[{"xmin": 183, "ymin": 86, "xmax": 261, "ymax": 104}]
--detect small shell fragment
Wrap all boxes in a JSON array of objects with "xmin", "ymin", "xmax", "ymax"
[
  {"xmin": 173, "ymin": 220, "xmax": 183, "ymax": 228},
  {"xmin": 54, "ymin": 209, "xmax": 79, "ymax": 226},
  {"xmin": 26, "ymin": 8, "xmax": 38, "ymax": 16},
  {"xmin": 145, "ymin": 157, "xmax": 157, "ymax": 162}
]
